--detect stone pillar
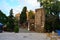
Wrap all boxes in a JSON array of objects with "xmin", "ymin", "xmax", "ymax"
[{"xmin": 35, "ymin": 8, "xmax": 45, "ymax": 33}]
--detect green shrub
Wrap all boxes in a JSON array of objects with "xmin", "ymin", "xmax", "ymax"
[
  {"xmin": 55, "ymin": 24, "xmax": 60, "ymax": 30},
  {"xmin": 44, "ymin": 24, "xmax": 52, "ymax": 33},
  {"xmin": 14, "ymin": 26, "xmax": 19, "ymax": 33}
]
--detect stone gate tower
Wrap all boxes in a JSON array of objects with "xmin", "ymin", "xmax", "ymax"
[{"xmin": 35, "ymin": 8, "xmax": 45, "ymax": 32}]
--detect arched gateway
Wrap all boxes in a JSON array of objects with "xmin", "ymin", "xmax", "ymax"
[{"xmin": 35, "ymin": 8, "xmax": 45, "ymax": 32}]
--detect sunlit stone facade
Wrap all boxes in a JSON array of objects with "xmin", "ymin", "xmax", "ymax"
[
  {"xmin": 15, "ymin": 13, "xmax": 20, "ymax": 21},
  {"xmin": 35, "ymin": 8, "xmax": 45, "ymax": 32}
]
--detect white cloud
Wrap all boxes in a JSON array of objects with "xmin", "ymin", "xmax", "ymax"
[
  {"xmin": 13, "ymin": 5, "xmax": 21, "ymax": 16},
  {"xmin": 10, "ymin": 0, "xmax": 14, "ymax": 2},
  {"xmin": 0, "ymin": 0, "xmax": 20, "ymax": 16},
  {"xmin": 0, "ymin": 0, "xmax": 40, "ymax": 16},
  {"xmin": 25, "ymin": 0, "xmax": 40, "ymax": 7},
  {"xmin": 18, "ymin": 0, "xmax": 40, "ymax": 9},
  {"xmin": 13, "ymin": 0, "xmax": 39, "ymax": 16},
  {"xmin": 24, "ymin": 0, "xmax": 40, "ymax": 11},
  {"xmin": 13, "ymin": 0, "xmax": 40, "ymax": 16},
  {"xmin": 0, "ymin": 1, "xmax": 11, "ymax": 16}
]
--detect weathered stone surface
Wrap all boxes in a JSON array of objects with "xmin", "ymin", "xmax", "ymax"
[
  {"xmin": 15, "ymin": 13, "xmax": 20, "ymax": 21},
  {"xmin": 0, "ymin": 33, "xmax": 50, "ymax": 40},
  {"xmin": 35, "ymin": 8, "xmax": 45, "ymax": 32}
]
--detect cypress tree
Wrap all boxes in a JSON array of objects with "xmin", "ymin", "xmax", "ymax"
[
  {"xmin": 20, "ymin": 7, "xmax": 27, "ymax": 25},
  {"xmin": 7, "ymin": 9, "xmax": 15, "ymax": 31}
]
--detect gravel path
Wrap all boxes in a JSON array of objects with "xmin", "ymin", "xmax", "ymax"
[
  {"xmin": 19, "ymin": 28, "xmax": 36, "ymax": 33},
  {"xmin": 0, "ymin": 33, "xmax": 51, "ymax": 40},
  {"xmin": 0, "ymin": 28, "xmax": 59, "ymax": 40}
]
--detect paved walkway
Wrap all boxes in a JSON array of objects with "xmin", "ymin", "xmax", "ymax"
[
  {"xmin": 19, "ymin": 28, "xmax": 36, "ymax": 33},
  {"xmin": 0, "ymin": 33, "xmax": 51, "ymax": 40},
  {"xmin": 0, "ymin": 28, "xmax": 51, "ymax": 40},
  {"xmin": 0, "ymin": 28, "xmax": 60, "ymax": 40}
]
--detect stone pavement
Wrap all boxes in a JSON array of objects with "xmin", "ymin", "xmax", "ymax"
[
  {"xmin": 0, "ymin": 33, "xmax": 51, "ymax": 40},
  {"xmin": 19, "ymin": 28, "xmax": 36, "ymax": 33}
]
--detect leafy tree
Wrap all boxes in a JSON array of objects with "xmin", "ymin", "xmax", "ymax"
[
  {"xmin": 28, "ymin": 10, "xmax": 35, "ymax": 19},
  {"xmin": 37, "ymin": 0, "xmax": 60, "ymax": 32},
  {"xmin": 0, "ymin": 10, "xmax": 8, "ymax": 25},
  {"xmin": 37, "ymin": 0, "xmax": 58, "ymax": 14},
  {"xmin": 7, "ymin": 9, "xmax": 15, "ymax": 31},
  {"xmin": 20, "ymin": 6, "xmax": 27, "ymax": 25}
]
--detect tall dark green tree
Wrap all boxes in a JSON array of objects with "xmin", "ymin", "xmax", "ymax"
[
  {"xmin": 20, "ymin": 6, "xmax": 27, "ymax": 25},
  {"xmin": 7, "ymin": 9, "xmax": 15, "ymax": 31},
  {"xmin": 0, "ymin": 10, "xmax": 8, "ymax": 25}
]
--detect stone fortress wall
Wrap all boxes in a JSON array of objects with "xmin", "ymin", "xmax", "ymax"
[{"xmin": 35, "ymin": 8, "xmax": 45, "ymax": 32}]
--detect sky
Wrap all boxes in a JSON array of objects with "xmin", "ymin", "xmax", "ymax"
[{"xmin": 0, "ymin": 0, "xmax": 40, "ymax": 16}]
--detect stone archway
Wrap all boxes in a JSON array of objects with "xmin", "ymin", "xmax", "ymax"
[{"xmin": 35, "ymin": 8, "xmax": 45, "ymax": 33}]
